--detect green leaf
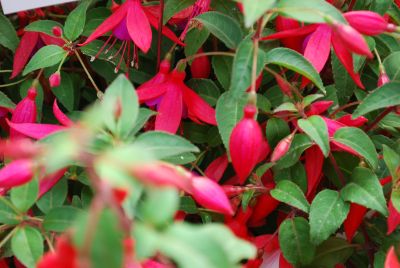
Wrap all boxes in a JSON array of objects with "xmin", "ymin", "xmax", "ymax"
[
  {"xmin": 242, "ymin": 0, "xmax": 276, "ymax": 27},
  {"xmin": 135, "ymin": 131, "xmax": 199, "ymax": 159},
  {"xmin": 277, "ymin": 0, "xmax": 346, "ymax": 23},
  {"xmin": 308, "ymin": 237, "xmax": 354, "ymax": 267},
  {"xmin": 0, "ymin": 13, "xmax": 19, "ymax": 52},
  {"xmin": 130, "ymin": 108, "xmax": 156, "ymax": 136},
  {"xmin": 333, "ymin": 127, "xmax": 378, "ymax": 169},
  {"xmin": 0, "ymin": 91, "xmax": 15, "ymax": 109},
  {"xmin": 212, "ymin": 56, "xmax": 233, "ymax": 90},
  {"xmin": 309, "ymin": 189, "xmax": 349, "ymax": 245},
  {"xmin": 10, "ymin": 179, "xmax": 38, "ymax": 213},
  {"xmin": 0, "ymin": 197, "xmax": 20, "ymax": 225},
  {"xmin": 298, "ymin": 115, "xmax": 330, "ymax": 157},
  {"xmin": 265, "ymin": 48, "xmax": 325, "ymax": 93},
  {"xmin": 391, "ymin": 189, "xmax": 400, "ymax": 214},
  {"xmin": 230, "ymin": 38, "xmax": 265, "ymax": 97},
  {"xmin": 194, "ymin": 11, "xmax": 243, "ymax": 49},
  {"xmin": 187, "ymin": 79, "xmax": 221, "ymax": 106},
  {"xmin": 383, "ymin": 51, "xmax": 400, "ymax": 82},
  {"xmin": 11, "ymin": 226, "xmax": 43, "ymax": 268},
  {"xmin": 279, "ymin": 217, "xmax": 315, "ymax": 265},
  {"xmin": 25, "ymin": 20, "xmax": 63, "ymax": 36},
  {"xmin": 164, "ymin": 0, "xmax": 196, "ymax": 24},
  {"xmin": 64, "ymin": 0, "xmax": 92, "ymax": 41},
  {"xmin": 271, "ymin": 180, "xmax": 310, "ymax": 213},
  {"xmin": 274, "ymin": 102, "xmax": 298, "ymax": 113},
  {"xmin": 37, "ymin": 178, "xmax": 68, "ymax": 213},
  {"xmin": 331, "ymin": 51, "xmax": 357, "ymax": 105},
  {"xmin": 266, "ymin": 118, "xmax": 290, "ymax": 148},
  {"xmin": 276, "ymin": 134, "xmax": 313, "ymax": 168},
  {"xmin": 353, "ymin": 82, "xmax": 400, "ymax": 118},
  {"xmin": 23, "ymin": 45, "xmax": 68, "ymax": 75},
  {"xmin": 184, "ymin": 27, "xmax": 210, "ymax": 59},
  {"xmin": 43, "ymin": 206, "xmax": 81, "ymax": 232},
  {"xmin": 341, "ymin": 167, "xmax": 388, "ymax": 216},
  {"xmin": 383, "ymin": 145, "xmax": 400, "ymax": 182},
  {"xmin": 303, "ymin": 94, "xmax": 324, "ymax": 107},
  {"xmin": 216, "ymin": 92, "xmax": 247, "ymax": 156},
  {"xmin": 52, "ymin": 72, "xmax": 75, "ymax": 112}
]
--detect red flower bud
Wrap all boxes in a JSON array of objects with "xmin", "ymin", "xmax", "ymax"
[
  {"xmin": 344, "ymin": 11, "xmax": 396, "ymax": 36},
  {"xmin": 190, "ymin": 48, "xmax": 211, "ymax": 79},
  {"xmin": 51, "ymin": 26, "xmax": 63, "ymax": 37},
  {"xmin": 229, "ymin": 105, "xmax": 264, "ymax": 183},
  {"xmin": 378, "ymin": 71, "xmax": 390, "ymax": 87},
  {"xmin": 306, "ymin": 100, "xmax": 334, "ymax": 116},
  {"xmin": 270, "ymin": 134, "xmax": 294, "ymax": 162},
  {"xmin": 331, "ymin": 22, "xmax": 373, "ymax": 58},
  {"xmin": 49, "ymin": 72, "xmax": 61, "ymax": 88},
  {"xmin": 10, "ymin": 88, "xmax": 37, "ymax": 139},
  {"xmin": 0, "ymin": 159, "xmax": 35, "ymax": 188}
]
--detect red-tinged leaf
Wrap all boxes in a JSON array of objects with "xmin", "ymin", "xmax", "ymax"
[
  {"xmin": 145, "ymin": 10, "xmax": 185, "ymax": 46},
  {"xmin": 261, "ymin": 24, "xmax": 318, "ymax": 41},
  {"xmin": 0, "ymin": 159, "xmax": 34, "ymax": 188},
  {"xmin": 38, "ymin": 169, "xmax": 67, "ymax": 197},
  {"xmin": 331, "ymin": 33, "xmax": 365, "ymax": 89},
  {"xmin": 344, "ymin": 203, "xmax": 367, "ymax": 242},
  {"xmin": 53, "ymin": 100, "xmax": 73, "ymax": 127},
  {"xmin": 127, "ymin": 0, "xmax": 152, "ymax": 53},
  {"xmin": 303, "ymin": 24, "xmax": 332, "ymax": 72},
  {"xmin": 80, "ymin": 2, "xmax": 127, "ymax": 46},
  {"xmin": 190, "ymin": 176, "xmax": 233, "ymax": 215},
  {"xmin": 7, "ymin": 121, "xmax": 65, "ymax": 140},
  {"xmin": 155, "ymin": 85, "xmax": 183, "ymax": 134},
  {"xmin": 336, "ymin": 114, "xmax": 368, "ymax": 127},
  {"xmin": 182, "ymin": 86, "xmax": 217, "ymax": 125},
  {"xmin": 305, "ymin": 145, "xmax": 324, "ymax": 197},
  {"xmin": 11, "ymin": 32, "xmax": 40, "ymax": 79},
  {"xmin": 229, "ymin": 106, "xmax": 264, "ymax": 183},
  {"xmin": 204, "ymin": 154, "xmax": 228, "ymax": 182},
  {"xmin": 388, "ymin": 200, "xmax": 400, "ymax": 234},
  {"xmin": 385, "ymin": 247, "xmax": 400, "ymax": 268}
]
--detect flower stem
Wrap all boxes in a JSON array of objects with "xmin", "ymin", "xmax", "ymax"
[
  {"xmin": 157, "ymin": 0, "xmax": 165, "ymax": 71},
  {"xmin": 0, "ymin": 227, "xmax": 17, "ymax": 249},
  {"xmin": 75, "ymin": 51, "xmax": 103, "ymax": 99},
  {"xmin": 0, "ymin": 77, "xmax": 29, "ymax": 88},
  {"xmin": 364, "ymin": 107, "xmax": 394, "ymax": 132}
]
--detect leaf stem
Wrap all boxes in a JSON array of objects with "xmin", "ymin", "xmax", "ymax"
[
  {"xmin": 0, "ymin": 77, "xmax": 29, "ymax": 88},
  {"xmin": 0, "ymin": 227, "xmax": 17, "ymax": 249}
]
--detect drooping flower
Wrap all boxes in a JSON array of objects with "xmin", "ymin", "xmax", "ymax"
[
  {"xmin": 180, "ymin": 0, "xmax": 211, "ymax": 39},
  {"xmin": 0, "ymin": 159, "xmax": 35, "ymax": 188},
  {"xmin": 137, "ymin": 68, "xmax": 217, "ymax": 134},
  {"xmin": 49, "ymin": 72, "xmax": 61, "ymax": 88},
  {"xmin": 204, "ymin": 154, "xmax": 229, "ymax": 182},
  {"xmin": 80, "ymin": 0, "xmax": 184, "ymax": 72},
  {"xmin": 229, "ymin": 105, "xmax": 266, "ymax": 184},
  {"xmin": 344, "ymin": 11, "xmax": 397, "ymax": 36}
]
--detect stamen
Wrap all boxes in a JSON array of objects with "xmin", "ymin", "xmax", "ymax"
[
  {"xmin": 108, "ymin": 41, "xmax": 126, "ymax": 60},
  {"xmin": 91, "ymin": 35, "xmax": 113, "ymax": 62},
  {"xmin": 105, "ymin": 37, "xmax": 118, "ymax": 54},
  {"xmin": 115, "ymin": 41, "xmax": 128, "ymax": 73}
]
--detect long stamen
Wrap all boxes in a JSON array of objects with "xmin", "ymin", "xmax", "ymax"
[
  {"xmin": 115, "ymin": 41, "xmax": 128, "ymax": 73},
  {"xmin": 108, "ymin": 41, "xmax": 126, "ymax": 60},
  {"xmin": 126, "ymin": 41, "xmax": 131, "ymax": 71},
  {"xmin": 91, "ymin": 35, "xmax": 113, "ymax": 62},
  {"xmin": 105, "ymin": 37, "xmax": 118, "ymax": 54}
]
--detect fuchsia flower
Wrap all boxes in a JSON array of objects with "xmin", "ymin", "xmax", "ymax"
[
  {"xmin": 190, "ymin": 48, "xmax": 211, "ymax": 79},
  {"xmin": 344, "ymin": 11, "xmax": 397, "ymax": 36},
  {"xmin": 136, "ymin": 61, "xmax": 217, "ymax": 134},
  {"xmin": 49, "ymin": 72, "xmax": 61, "ymax": 88},
  {"xmin": 10, "ymin": 88, "xmax": 37, "ymax": 139},
  {"xmin": 180, "ymin": 0, "xmax": 211, "ymax": 39},
  {"xmin": 229, "ymin": 105, "xmax": 267, "ymax": 183},
  {"xmin": 0, "ymin": 159, "xmax": 35, "ymax": 188},
  {"xmin": 385, "ymin": 247, "xmax": 400, "ymax": 268},
  {"xmin": 80, "ymin": 0, "xmax": 184, "ymax": 72},
  {"xmin": 270, "ymin": 133, "xmax": 293, "ymax": 162}
]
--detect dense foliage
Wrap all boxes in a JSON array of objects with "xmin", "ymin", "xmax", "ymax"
[{"xmin": 1, "ymin": 0, "xmax": 400, "ymax": 267}]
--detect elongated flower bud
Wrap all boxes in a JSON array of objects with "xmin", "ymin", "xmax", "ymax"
[
  {"xmin": 190, "ymin": 48, "xmax": 211, "ymax": 79},
  {"xmin": 378, "ymin": 71, "xmax": 390, "ymax": 87},
  {"xmin": 52, "ymin": 26, "xmax": 63, "ymax": 37},
  {"xmin": 344, "ymin": 11, "xmax": 396, "ymax": 36},
  {"xmin": 229, "ymin": 105, "xmax": 264, "ymax": 184},
  {"xmin": 331, "ymin": 22, "xmax": 373, "ymax": 58},
  {"xmin": 0, "ymin": 159, "xmax": 35, "ymax": 188},
  {"xmin": 49, "ymin": 72, "xmax": 61, "ymax": 88},
  {"xmin": 271, "ymin": 133, "xmax": 294, "ymax": 162},
  {"xmin": 190, "ymin": 176, "xmax": 233, "ymax": 215},
  {"xmin": 306, "ymin": 100, "xmax": 334, "ymax": 116},
  {"xmin": 10, "ymin": 88, "xmax": 37, "ymax": 139}
]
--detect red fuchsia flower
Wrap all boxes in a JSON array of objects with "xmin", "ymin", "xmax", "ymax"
[
  {"xmin": 344, "ymin": 203, "xmax": 368, "ymax": 242},
  {"xmin": 136, "ymin": 67, "xmax": 217, "ymax": 134},
  {"xmin": 204, "ymin": 154, "xmax": 229, "ymax": 182},
  {"xmin": 270, "ymin": 133, "xmax": 294, "ymax": 163},
  {"xmin": 190, "ymin": 48, "xmax": 211, "ymax": 79},
  {"xmin": 49, "ymin": 72, "xmax": 61, "ymax": 88},
  {"xmin": 37, "ymin": 236, "xmax": 78, "ymax": 268},
  {"xmin": 229, "ymin": 105, "xmax": 266, "ymax": 184},
  {"xmin": 249, "ymin": 183, "xmax": 280, "ymax": 227},
  {"xmin": 378, "ymin": 70, "xmax": 390, "ymax": 87},
  {"xmin": 305, "ymin": 100, "xmax": 334, "ymax": 116},
  {"xmin": 305, "ymin": 145, "xmax": 324, "ymax": 199},
  {"xmin": 344, "ymin": 11, "xmax": 397, "ymax": 36},
  {"xmin": 180, "ymin": 0, "xmax": 211, "ymax": 39},
  {"xmin": 52, "ymin": 26, "xmax": 63, "ymax": 37},
  {"xmin": 225, "ymin": 207, "xmax": 253, "ymax": 240},
  {"xmin": 0, "ymin": 159, "xmax": 35, "ymax": 188},
  {"xmin": 385, "ymin": 246, "xmax": 400, "ymax": 268},
  {"xmin": 275, "ymin": 16, "xmax": 305, "ymax": 53},
  {"xmin": 80, "ymin": 0, "xmax": 183, "ymax": 72},
  {"xmin": 7, "ymin": 100, "xmax": 72, "ymax": 140},
  {"xmin": 11, "ymin": 31, "xmax": 65, "ymax": 79},
  {"xmin": 9, "ymin": 88, "xmax": 37, "ymax": 140}
]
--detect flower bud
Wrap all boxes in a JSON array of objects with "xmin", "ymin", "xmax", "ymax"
[
  {"xmin": 306, "ymin": 100, "xmax": 334, "ymax": 116},
  {"xmin": 270, "ymin": 133, "xmax": 294, "ymax": 162},
  {"xmin": 10, "ymin": 88, "xmax": 37, "ymax": 139},
  {"xmin": 49, "ymin": 72, "xmax": 61, "ymax": 88},
  {"xmin": 344, "ymin": 11, "xmax": 396, "ymax": 36},
  {"xmin": 0, "ymin": 159, "xmax": 35, "ymax": 188},
  {"xmin": 51, "ymin": 26, "xmax": 63, "ymax": 37},
  {"xmin": 378, "ymin": 71, "xmax": 390, "ymax": 87},
  {"xmin": 190, "ymin": 48, "xmax": 211, "ymax": 79},
  {"xmin": 229, "ymin": 105, "xmax": 264, "ymax": 183}
]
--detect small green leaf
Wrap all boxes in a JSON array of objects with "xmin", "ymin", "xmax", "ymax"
[
  {"xmin": 25, "ymin": 20, "xmax": 63, "ymax": 36},
  {"xmin": 271, "ymin": 180, "xmax": 310, "ymax": 212},
  {"xmin": 279, "ymin": 217, "xmax": 315, "ymax": 265},
  {"xmin": 184, "ymin": 27, "xmax": 210, "ymax": 59},
  {"xmin": 242, "ymin": 0, "xmax": 276, "ymax": 27},
  {"xmin": 194, "ymin": 11, "xmax": 243, "ymax": 49},
  {"xmin": 298, "ymin": 115, "xmax": 330, "ymax": 157},
  {"xmin": 341, "ymin": 167, "xmax": 388, "ymax": 216},
  {"xmin": 0, "ymin": 13, "xmax": 19, "ymax": 52},
  {"xmin": 265, "ymin": 48, "xmax": 325, "ymax": 93},
  {"xmin": 64, "ymin": 0, "xmax": 92, "ymax": 41},
  {"xmin": 353, "ymin": 82, "xmax": 400, "ymax": 118},
  {"xmin": 11, "ymin": 226, "xmax": 43, "ymax": 268},
  {"xmin": 10, "ymin": 179, "xmax": 38, "ymax": 213},
  {"xmin": 383, "ymin": 145, "xmax": 400, "ymax": 182},
  {"xmin": 130, "ymin": 108, "xmax": 156, "ymax": 136},
  {"xmin": 0, "ymin": 197, "xmax": 20, "ymax": 225},
  {"xmin": 333, "ymin": 127, "xmax": 378, "ymax": 169},
  {"xmin": 274, "ymin": 102, "xmax": 297, "ymax": 113},
  {"xmin": 309, "ymin": 189, "xmax": 349, "ymax": 245},
  {"xmin": 23, "ymin": 45, "xmax": 68, "ymax": 75},
  {"xmin": 43, "ymin": 206, "xmax": 81, "ymax": 232},
  {"xmin": 303, "ymin": 94, "xmax": 324, "ymax": 107},
  {"xmin": 212, "ymin": 56, "xmax": 233, "ymax": 90},
  {"xmin": 0, "ymin": 91, "xmax": 15, "ymax": 109},
  {"xmin": 276, "ymin": 134, "xmax": 313, "ymax": 168},
  {"xmin": 164, "ymin": 0, "xmax": 196, "ymax": 24}
]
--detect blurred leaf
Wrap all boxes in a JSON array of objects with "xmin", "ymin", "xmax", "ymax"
[
  {"xmin": 36, "ymin": 178, "xmax": 67, "ymax": 213},
  {"xmin": 43, "ymin": 206, "xmax": 81, "ymax": 232},
  {"xmin": 11, "ymin": 226, "xmax": 43, "ymax": 268},
  {"xmin": 242, "ymin": 0, "xmax": 276, "ymax": 27},
  {"xmin": 0, "ymin": 197, "xmax": 21, "ymax": 225},
  {"xmin": 10, "ymin": 179, "xmax": 38, "ymax": 213}
]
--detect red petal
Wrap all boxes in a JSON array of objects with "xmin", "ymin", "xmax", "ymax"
[
  {"xmin": 336, "ymin": 114, "xmax": 368, "ymax": 127},
  {"xmin": 204, "ymin": 154, "xmax": 229, "ymax": 182},
  {"xmin": 127, "ymin": 0, "xmax": 152, "ymax": 53},
  {"xmin": 11, "ymin": 32, "xmax": 40, "ymax": 79},
  {"xmin": 344, "ymin": 203, "xmax": 368, "ymax": 242},
  {"xmin": 261, "ymin": 24, "xmax": 318, "ymax": 41},
  {"xmin": 39, "ymin": 169, "xmax": 67, "ymax": 197},
  {"xmin": 182, "ymin": 86, "xmax": 217, "ymax": 125},
  {"xmin": 7, "ymin": 121, "xmax": 65, "ymax": 140},
  {"xmin": 155, "ymin": 85, "xmax": 183, "ymax": 133},
  {"xmin": 388, "ymin": 200, "xmax": 400, "ymax": 234},
  {"xmin": 39, "ymin": 33, "xmax": 65, "ymax": 47},
  {"xmin": 53, "ymin": 100, "xmax": 73, "ymax": 127},
  {"xmin": 305, "ymin": 145, "xmax": 324, "ymax": 197},
  {"xmin": 136, "ymin": 84, "xmax": 167, "ymax": 103},
  {"xmin": 306, "ymin": 100, "xmax": 334, "ymax": 116},
  {"xmin": 0, "ymin": 160, "xmax": 34, "ymax": 188},
  {"xmin": 249, "ymin": 191, "xmax": 280, "ymax": 226},
  {"xmin": 385, "ymin": 247, "xmax": 400, "ymax": 268},
  {"xmin": 275, "ymin": 16, "xmax": 304, "ymax": 52},
  {"xmin": 331, "ymin": 140, "xmax": 361, "ymax": 156},
  {"xmin": 303, "ymin": 24, "xmax": 332, "ymax": 72}
]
